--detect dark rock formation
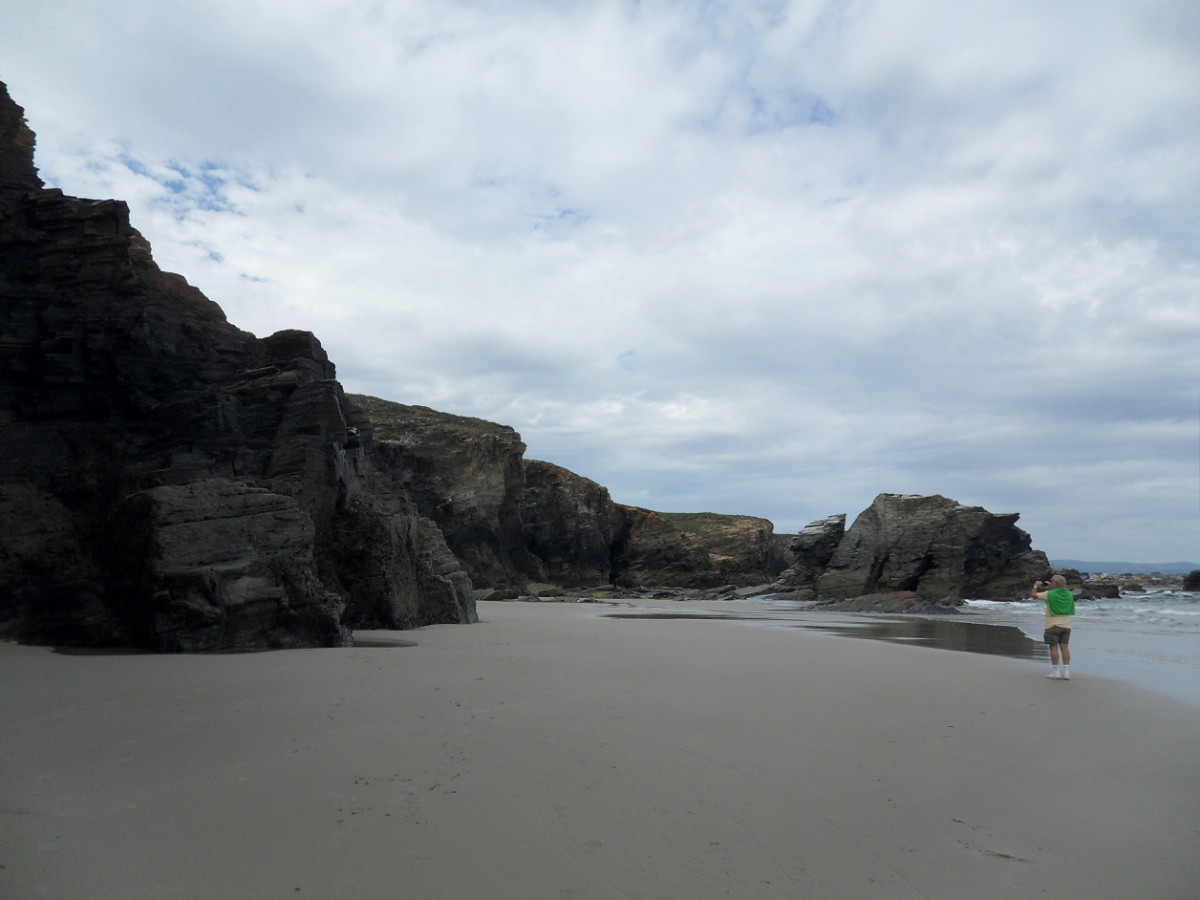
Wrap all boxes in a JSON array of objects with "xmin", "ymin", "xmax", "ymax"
[
  {"xmin": 815, "ymin": 590, "xmax": 964, "ymax": 613},
  {"xmin": 523, "ymin": 460, "xmax": 621, "ymax": 586},
  {"xmin": 0, "ymin": 82, "xmax": 476, "ymax": 649},
  {"xmin": 324, "ymin": 502, "xmax": 476, "ymax": 630},
  {"xmin": 0, "ymin": 86, "xmax": 40, "ymax": 203},
  {"xmin": 815, "ymin": 494, "xmax": 1049, "ymax": 602},
  {"xmin": 614, "ymin": 509, "xmax": 787, "ymax": 588},
  {"xmin": 347, "ymin": 394, "xmax": 533, "ymax": 592},
  {"xmin": 772, "ymin": 513, "xmax": 846, "ymax": 594},
  {"xmin": 339, "ymin": 398, "xmax": 795, "ymax": 594},
  {"xmin": 104, "ymin": 480, "xmax": 346, "ymax": 651},
  {"xmin": 1183, "ymin": 570, "xmax": 1200, "ymax": 592},
  {"xmin": 1078, "ymin": 581, "xmax": 1120, "ymax": 600}
]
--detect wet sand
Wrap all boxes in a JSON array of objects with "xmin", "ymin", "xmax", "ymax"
[
  {"xmin": 2, "ymin": 599, "xmax": 1198, "ymax": 899},
  {"xmin": 608, "ymin": 608, "xmax": 1045, "ymax": 659}
]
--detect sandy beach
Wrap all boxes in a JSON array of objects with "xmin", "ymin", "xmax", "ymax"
[{"xmin": 2, "ymin": 599, "xmax": 1198, "ymax": 899}]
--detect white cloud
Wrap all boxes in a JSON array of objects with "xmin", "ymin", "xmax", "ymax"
[{"xmin": 2, "ymin": 0, "xmax": 1198, "ymax": 561}]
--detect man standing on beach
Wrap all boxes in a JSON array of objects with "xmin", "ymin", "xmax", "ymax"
[{"xmin": 1032, "ymin": 574, "xmax": 1075, "ymax": 680}]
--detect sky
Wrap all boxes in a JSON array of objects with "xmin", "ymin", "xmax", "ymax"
[{"xmin": 2, "ymin": 0, "xmax": 1198, "ymax": 563}]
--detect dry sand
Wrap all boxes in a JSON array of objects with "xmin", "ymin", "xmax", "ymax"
[{"xmin": 2, "ymin": 599, "xmax": 1198, "ymax": 899}]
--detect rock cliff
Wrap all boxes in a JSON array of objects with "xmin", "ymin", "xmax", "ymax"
[
  {"xmin": 0, "ymin": 82, "xmax": 476, "ymax": 649},
  {"xmin": 814, "ymin": 493, "xmax": 1049, "ymax": 603},
  {"xmin": 347, "ymin": 394, "xmax": 533, "ymax": 592},
  {"xmin": 773, "ymin": 513, "xmax": 846, "ymax": 595},
  {"xmin": 614, "ymin": 509, "xmax": 788, "ymax": 588},
  {"xmin": 339, "ymin": 397, "xmax": 789, "ymax": 593},
  {"xmin": 523, "ymin": 460, "xmax": 621, "ymax": 586}
]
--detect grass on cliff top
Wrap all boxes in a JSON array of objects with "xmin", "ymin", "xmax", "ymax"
[
  {"xmin": 657, "ymin": 512, "xmax": 772, "ymax": 534},
  {"xmin": 347, "ymin": 393, "xmax": 516, "ymax": 442}
]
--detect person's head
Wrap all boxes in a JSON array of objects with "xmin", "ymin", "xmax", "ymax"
[{"xmin": 1049, "ymin": 573, "xmax": 1066, "ymax": 588}]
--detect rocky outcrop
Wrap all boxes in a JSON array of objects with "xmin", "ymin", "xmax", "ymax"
[
  {"xmin": 814, "ymin": 590, "xmax": 965, "ymax": 613},
  {"xmin": 523, "ymin": 460, "xmax": 621, "ymax": 586},
  {"xmin": 772, "ymin": 514, "xmax": 846, "ymax": 594},
  {"xmin": 815, "ymin": 494, "xmax": 1048, "ymax": 602},
  {"xmin": 0, "ymin": 85, "xmax": 39, "ymax": 205},
  {"xmin": 612, "ymin": 508, "xmax": 709, "ymax": 587},
  {"xmin": 1077, "ymin": 581, "xmax": 1120, "ymax": 600},
  {"xmin": 614, "ymin": 509, "xmax": 787, "ymax": 588},
  {"xmin": 0, "ymin": 82, "xmax": 476, "ymax": 649},
  {"xmin": 323, "ymin": 504, "xmax": 476, "ymax": 630},
  {"xmin": 103, "ymin": 480, "xmax": 346, "ymax": 651},
  {"xmin": 347, "ymin": 394, "xmax": 533, "ymax": 591},
  {"xmin": 339, "ymin": 399, "xmax": 797, "ymax": 594}
]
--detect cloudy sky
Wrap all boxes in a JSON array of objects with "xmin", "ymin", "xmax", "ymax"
[{"xmin": 3, "ymin": 0, "xmax": 1198, "ymax": 563}]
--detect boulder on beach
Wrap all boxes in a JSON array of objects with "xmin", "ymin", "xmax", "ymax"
[{"xmin": 814, "ymin": 493, "xmax": 1049, "ymax": 602}]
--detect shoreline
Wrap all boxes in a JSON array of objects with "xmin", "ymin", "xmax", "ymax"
[
  {"xmin": 27, "ymin": 589, "xmax": 1200, "ymax": 705},
  {"xmin": 3, "ymin": 600, "xmax": 1198, "ymax": 899},
  {"xmin": 592, "ymin": 592, "xmax": 1200, "ymax": 707}
]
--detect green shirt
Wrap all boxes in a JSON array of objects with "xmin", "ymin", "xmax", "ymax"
[{"xmin": 1046, "ymin": 586, "xmax": 1075, "ymax": 617}]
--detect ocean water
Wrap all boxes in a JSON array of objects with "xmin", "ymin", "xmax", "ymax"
[
  {"xmin": 959, "ymin": 590, "xmax": 1200, "ymax": 706},
  {"xmin": 612, "ymin": 589, "xmax": 1200, "ymax": 706}
]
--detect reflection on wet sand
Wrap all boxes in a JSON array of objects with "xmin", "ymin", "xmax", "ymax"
[
  {"xmin": 606, "ymin": 611, "xmax": 1045, "ymax": 660},
  {"xmin": 799, "ymin": 618, "xmax": 1044, "ymax": 659}
]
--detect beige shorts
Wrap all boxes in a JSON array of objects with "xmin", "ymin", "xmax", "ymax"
[{"xmin": 1043, "ymin": 626, "xmax": 1071, "ymax": 645}]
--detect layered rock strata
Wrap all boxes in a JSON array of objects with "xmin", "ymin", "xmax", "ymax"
[
  {"xmin": 814, "ymin": 493, "xmax": 1049, "ymax": 604},
  {"xmin": 0, "ymin": 82, "xmax": 476, "ymax": 649},
  {"xmin": 614, "ymin": 509, "xmax": 788, "ymax": 588},
  {"xmin": 522, "ymin": 460, "xmax": 621, "ymax": 587},
  {"xmin": 772, "ymin": 513, "xmax": 846, "ymax": 595},
  {"xmin": 348, "ymin": 394, "xmax": 533, "ymax": 592}
]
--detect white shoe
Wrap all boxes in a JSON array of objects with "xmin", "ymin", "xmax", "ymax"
[
  {"xmin": 1046, "ymin": 671, "xmax": 1061, "ymax": 679},
  {"xmin": 1062, "ymin": 670, "xmax": 1070, "ymax": 681}
]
